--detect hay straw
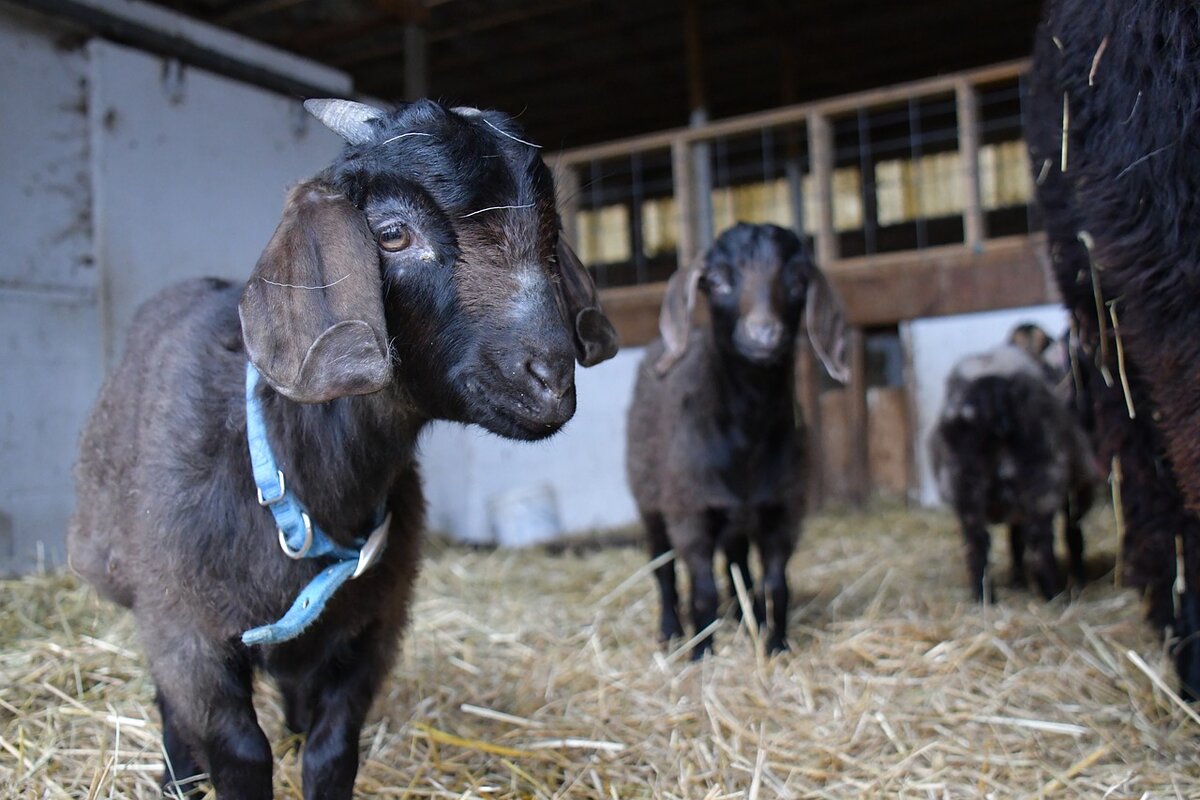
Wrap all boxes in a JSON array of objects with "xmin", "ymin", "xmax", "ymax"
[
  {"xmin": 1111, "ymin": 455, "xmax": 1126, "ymax": 587},
  {"xmin": 3, "ymin": 509, "xmax": 1199, "ymax": 797},
  {"xmin": 1078, "ymin": 231, "xmax": 1115, "ymax": 387},
  {"xmin": 1107, "ymin": 300, "xmax": 1136, "ymax": 419}
]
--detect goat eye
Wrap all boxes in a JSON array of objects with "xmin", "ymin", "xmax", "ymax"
[{"xmin": 377, "ymin": 227, "xmax": 411, "ymax": 253}]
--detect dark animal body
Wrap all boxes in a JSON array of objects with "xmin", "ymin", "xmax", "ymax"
[
  {"xmin": 1027, "ymin": 0, "xmax": 1200, "ymax": 696},
  {"xmin": 930, "ymin": 345, "xmax": 1096, "ymax": 601},
  {"xmin": 625, "ymin": 223, "xmax": 846, "ymax": 656},
  {"xmin": 68, "ymin": 99, "xmax": 616, "ymax": 799}
]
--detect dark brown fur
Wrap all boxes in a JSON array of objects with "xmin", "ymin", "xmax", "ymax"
[
  {"xmin": 625, "ymin": 224, "xmax": 846, "ymax": 656},
  {"xmin": 1027, "ymin": 0, "xmax": 1200, "ymax": 697}
]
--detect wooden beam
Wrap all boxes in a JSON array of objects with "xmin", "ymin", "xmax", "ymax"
[
  {"xmin": 597, "ymin": 234, "xmax": 1055, "ymax": 348},
  {"xmin": 555, "ymin": 163, "xmax": 581, "ymax": 248},
  {"xmin": 797, "ymin": 345, "xmax": 824, "ymax": 509},
  {"xmin": 956, "ymin": 80, "xmax": 986, "ymax": 251}
]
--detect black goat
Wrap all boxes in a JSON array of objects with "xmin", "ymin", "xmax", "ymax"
[
  {"xmin": 67, "ymin": 98, "xmax": 616, "ymax": 799},
  {"xmin": 930, "ymin": 344, "xmax": 1096, "ymax": 601},
  {"xmin": 625, "ymin": 223, "xmax": 847, "ymax": 656},
  {"xmin": 1027, "ymin": 0, "xmax": 1200, "ymax": 697}
]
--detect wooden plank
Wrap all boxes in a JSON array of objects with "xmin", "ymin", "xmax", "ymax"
[
  {"xmin": 829, "ymin": 234, "xmax": 1055, "ymax": 326},
  {"xmin": 956, "ymin": 80, "xmax": 985, "ymax": 251},
  {"xmin": 597, "ymin": 234, "xmax": 1055, "ymax": 348},
  {"xmin": 867, "ymin": 387, "xmax": 910, "ymax": 497},
  {"xmin": 819, "ymin": 389, "xmax": 852, "ymax": 506},
  {"xmin": 807, "ymin": 112, "xmax": 838, "ymax": 265}
]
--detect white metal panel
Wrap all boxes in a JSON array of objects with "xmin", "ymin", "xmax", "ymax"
[
  {"xmin": 421, "ymin": 347, "xmax": 644, "ymax": 543},
  {"xmin": 88, "ymin": 38, "xmax": 345, "ymax": 365},
  {"xmin": 907, "ymin": 304, "xmax": 1069, "ymax": 507},
  {"xmin": 0, "ymin": 8, "xmax": 92, "ymax": 293}
]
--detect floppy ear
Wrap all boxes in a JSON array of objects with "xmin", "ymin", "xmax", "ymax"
[
  {"xmin": 803, "ymin": 265, "xmax": 850, "ymax": 383},
  {"xmin": 554, "ymin": 239, "xmax": 619, "ymax": 367},
  {"xmin": 239, "ymin": 181, "xmax": 391, "ymax": 403},
  {"xmin": 654, "ymin": 260, "xmax": 704, "ymax": 376}
]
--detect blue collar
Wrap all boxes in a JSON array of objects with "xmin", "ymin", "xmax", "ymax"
[{"xmin": 241, "ymin": 361, "xmax": 390, "ymax": 646}]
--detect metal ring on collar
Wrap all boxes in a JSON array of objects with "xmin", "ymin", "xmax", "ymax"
[
  {"xmin": 257, "ymin": 470, "xmax": 287, "ymax": 506},
  {"xmin": 278, "ymin": 512, "xmax": 314, "ymax": 559}
]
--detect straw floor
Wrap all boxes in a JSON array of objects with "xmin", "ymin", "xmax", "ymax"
[{"xmin": 2, "ymin": 507, "xmax": 1197, "ymax": 798}]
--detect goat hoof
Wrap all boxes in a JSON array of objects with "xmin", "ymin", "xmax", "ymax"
[{"xmin": 766, "ymin": 635, "xmax": 789, "ymax": 656}]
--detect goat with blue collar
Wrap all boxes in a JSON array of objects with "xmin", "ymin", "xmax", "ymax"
[{"xmin": 67, "ymin": 98, "xmax": 617, "ymax": 800}]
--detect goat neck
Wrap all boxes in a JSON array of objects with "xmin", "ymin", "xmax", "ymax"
[{"xmin": 255, "ymin": 381, "xmax": 421, "ymax": 546}]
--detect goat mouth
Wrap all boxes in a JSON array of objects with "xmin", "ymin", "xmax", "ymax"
[{"xmin": 465, "ymin": 380, "xmax": 576, "ymax": 441}]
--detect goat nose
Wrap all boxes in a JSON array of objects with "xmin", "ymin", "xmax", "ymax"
[
  {"xmin": 525, "ymin": 356, "xmax": 574, "ymax": 399},
  {"xmin": 745, "ymin": 319, "xmax": 783, "ymax": 349}
]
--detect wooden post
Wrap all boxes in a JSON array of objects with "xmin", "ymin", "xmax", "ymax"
[
  {"xmin": 956, "ymin": 80, "xmax": 986, "ymax": 252},
  {"xmin": 807, "ymin": 111, "xmax": 838, "ymax": 265},
  {"xmin": 847, "ymin": 327, "xmax": 869, "ymax": 507},
  {"xmin": 556, "ymin": 163, "xmax": 581, "ymax": 247},
  {"xmin": 682, "ymin": 0, "xmax": 714, "ymax": 250},
  {"xmin": 403, "ymin": 23, "xmax": 428, "ymax": 98},
  {"xmin": 797, "ymin": 345, "xmax": 824, "ymax": 509},
  {"xmin": 671, "ymin": 137, "xmax": 697, "ymax": 270}
]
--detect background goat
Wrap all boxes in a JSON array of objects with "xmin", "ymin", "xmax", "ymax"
[
  {"xmin": 1027, "ymin": 0, "xmax": 1200, "ymax": 697},
  {"xmin": 625, "ymin": 223, "xmax": 847, "ymax": 656},
  {"xmin": 930, "ymin": 342, "xmax": 1096, "ymax": 601},
  {"xmin": 67, "ymin": 98, "xmax": 616, "ymax": 799}
]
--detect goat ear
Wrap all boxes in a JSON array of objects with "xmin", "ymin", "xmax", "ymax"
[
  {"xmin": 554, "ymin": 239, "xmax": 619, "ymax": 367},
  {"xmin": 239, "ymin": 181, "xmax": 391, "ymax": 403},
  {"xmin": 654, "ymin": 260, "xmax": 703, "ymax": 376},
  {"xmin": 803, "ymin": 266, "xmax": 850, "ymax": 383}
]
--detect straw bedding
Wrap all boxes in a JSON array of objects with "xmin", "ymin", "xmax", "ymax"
[{"xmin": 2, "ymin": 507, "xmax": 1197, "ymax": 798}]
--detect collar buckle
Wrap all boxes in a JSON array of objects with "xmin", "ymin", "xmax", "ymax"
[
  {"xmin": 257, "ymin": 470, "xmax": 286, "ymax": 506},
  {"xmin": 278, "ymin": 512, "xmax": 314, "ymax": 559}
]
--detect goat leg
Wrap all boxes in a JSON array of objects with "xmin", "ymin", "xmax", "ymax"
[
  {"xmin": 1174, "ymin": 533, "xmax": 1200, "ymax": 702},
  {"xmin": 721, "ymin": 529, "xmax": 752, "ymax": 622},
  {"xmin": 286, "ymin": 626, "xmax": 394, "ymax": 800},
  {"xmin": 644, "ymin": 512, "xmax": 684, "ymax": 643},
  {"xmin": 1008, "ymin": 523, "xmax": 1028, "ymax": 589},
  {"xmin": 755, "ymin": 506, "xmax": 793, "ymax": 655},
  {"xmin": 1064, "ymin": 494, "xmax": 1087, "ymax": 587},
  {"xmin": 156, "ymin": 690, "xmax": 204, "ymax": 797},
  {"xmin": 960, "ymin": 515, "xmax": 992, "ymax": 602},
  {"xmin": 149, "ymin": 640, "xmax": 272, "ymax": 800},
  {"xmin": 1024, "ymin": 513, "xmax": 1064, "ymax": 600},
  {"xmin": 674, "ymin": 514, "xmax": 719, "ymax": 659}
]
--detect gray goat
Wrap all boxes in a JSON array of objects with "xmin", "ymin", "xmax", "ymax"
[
  {"xmin": 67, "ymin": 98, "xmax": 616, "ymax": 800},
  {"xmin": 930, "ymin": 342, "xmax": 1096, "ymax": 602},
  {"xmin": 625, "ymin": 223, "xmax": 847, "ymax": 656}
]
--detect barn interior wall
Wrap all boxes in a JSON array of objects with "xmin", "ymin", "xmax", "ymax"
[{"xmin": 0, "ymin": 4, "xmax": 344, "ymax": 573}]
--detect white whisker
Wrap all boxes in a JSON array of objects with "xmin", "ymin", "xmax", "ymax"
[
  {"xmin": 260, "ymin": 274, "xmax": 350, "ymax": 290},
  {"xmin": 483, "ymin": 118, "xmax": 541, "ymax": 148},
  {"xmin": 460, "ymin": 203, "xmax": 535, "ymax": 218},
  {"xmin": 380, "ymin": 132, "xmax": 435, "ymax": 145}
]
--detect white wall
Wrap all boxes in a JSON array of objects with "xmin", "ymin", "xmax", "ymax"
[
  {"xmin": 420, "ymin": 347, "xmax": 645, "ymax": 543},
  {"xmin": 907, "ymin": 304, "xmax": 1069, "ymax": 507},
  {"xmin": 89, "ymin": 39, "xmax": 343, "ymax": 366},
  {"xmin": 0, "ymin": 5, "xmax": 346, "ymax": 573}
]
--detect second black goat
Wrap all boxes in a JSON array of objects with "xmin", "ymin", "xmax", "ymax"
[{"xmin": 625, "ymin": 223, "xmax": 847, "ymax": 656}]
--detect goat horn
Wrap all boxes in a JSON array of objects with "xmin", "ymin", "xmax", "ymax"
[{"xmin": 304, "ymin": 99, "xmax": 385, "ymax": 145}]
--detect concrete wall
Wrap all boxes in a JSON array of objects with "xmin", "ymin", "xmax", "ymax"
[
  {"xmin": 0, "ymin": 5, "xmax": 344, "ymax": 574},
  {"xmin": 420, "ymin": 347, "xmax": 645, "ymax": 543},
  {"xmin": 907, "ymin": 303, "xmax": 1069, "ymax": 507}
]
